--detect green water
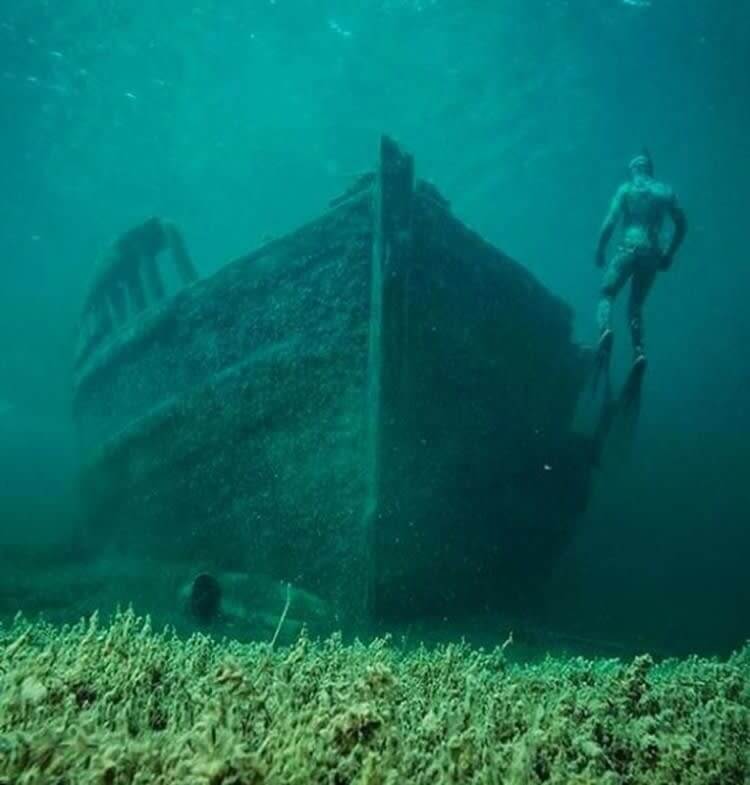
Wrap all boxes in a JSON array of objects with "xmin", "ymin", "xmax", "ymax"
[{"xmin": 1, "ymin": 1, "xmax": 749, "ymax": 659}]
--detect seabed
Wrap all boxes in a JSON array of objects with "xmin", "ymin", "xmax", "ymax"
[{"xmin": 1, "ymin": 610, "xmax": 748, "ymax": 784}]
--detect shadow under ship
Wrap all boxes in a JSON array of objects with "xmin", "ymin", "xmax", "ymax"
[{"xmin": 72, "ymin": 137, "xmax": 593, "ymax": 628}]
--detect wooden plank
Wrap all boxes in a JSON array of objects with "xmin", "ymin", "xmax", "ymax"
[{"xmin": 364, "ymin": 136, "xmax": 415, "ymax": 614}]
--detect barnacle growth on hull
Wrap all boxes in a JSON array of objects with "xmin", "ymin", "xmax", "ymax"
[{"xmin": 72, "ymin": 137, "xmax": 594, "ymax": 631}]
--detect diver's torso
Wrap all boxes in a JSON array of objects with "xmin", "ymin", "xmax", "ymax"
[{"xmin": 621, "ymin": 178, "xmax": 674, "ymax": 252}]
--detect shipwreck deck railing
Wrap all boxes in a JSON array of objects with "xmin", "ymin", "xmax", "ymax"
[{"xmin": 75, "ymin": 218, "xmax": 198, "ymax": 372}]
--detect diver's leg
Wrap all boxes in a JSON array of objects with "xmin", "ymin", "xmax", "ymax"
[
  {"xmin": 627, "ymin": 258, "xmax": 658, "ymax": 362},
  {"xmin": 617, "ymin": 260, "xmax": 657, "ymax": 423},
  {"xmin": 590, "ymin": 250, "xmax": 633, "ymax": 398},
  {"xmin": 597, "ymin": 250, "xmax": 632, "ymax": 348}
]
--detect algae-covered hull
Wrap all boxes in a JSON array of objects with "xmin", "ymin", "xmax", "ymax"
[{"xmin": 72, "ymin": 137, "xmax": 592, "ymax": 626}]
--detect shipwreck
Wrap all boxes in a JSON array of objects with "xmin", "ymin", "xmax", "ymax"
[{"xmin": 72, "ymin": 137, "xmax": 593, "ymax": 628}]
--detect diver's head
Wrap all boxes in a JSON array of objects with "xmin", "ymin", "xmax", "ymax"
[{"xmin": 629, "ymin": 150, "xmax": 654, "ymax": 179}]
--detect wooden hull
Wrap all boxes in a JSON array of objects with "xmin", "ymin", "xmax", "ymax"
[{"xmin": 73, "ymin": 137, "xmax": 592, "ymax": 625}]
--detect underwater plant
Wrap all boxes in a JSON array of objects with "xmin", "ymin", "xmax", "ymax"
[{"xmin": 0, "ymin": 609, "xmax": 748, "ymax": 784}]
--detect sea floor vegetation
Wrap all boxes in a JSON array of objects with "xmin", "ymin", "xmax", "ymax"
[{"xmin": 0, "ymin": 610, "xmax": 748, "ymax": 784}]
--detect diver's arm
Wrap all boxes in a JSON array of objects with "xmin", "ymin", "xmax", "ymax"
[
  {"xmin": 662, "ymin": 201, "xmax": 687, "ymax": 269},
  {"xmin": 595, "ymin": 187, "xmax": 624, "ymax": 267}
]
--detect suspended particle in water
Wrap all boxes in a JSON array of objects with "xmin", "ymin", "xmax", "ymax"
[{"xmin": 328, "ymin": 19, "xmax": 352, "ymax": 37}]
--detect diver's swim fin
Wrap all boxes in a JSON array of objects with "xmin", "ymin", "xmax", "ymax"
[
  {"xmin": 590, "ymin": 329, "xmax": 614, "ymax": 396},
  {"xmin": 612, "ymin": 353, "xmax": 647, "ymax": 456},
  {"xmin": 598, "ymin": 329, "xmax": 614, "ymax": 357},
  {"xmin": 591, "ymin": 397, "xmax": 617, "ymax": 466},
  {"xmin": 591, "ymin": 352, "xmax": 647, "ymax": 464},
  {"xmin": 620, "ymin": 353, "xmax": 647, "ymax": 414}
]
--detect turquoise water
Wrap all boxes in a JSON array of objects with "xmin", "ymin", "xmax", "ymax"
[{"xmin": 0, "ymin": 1, "xmax": 748, "ymax": 658}]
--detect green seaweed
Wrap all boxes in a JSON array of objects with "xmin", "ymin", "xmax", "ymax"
[{"xmin": 1, "ymin": 610, "xmax": 748, "ymax": 784}]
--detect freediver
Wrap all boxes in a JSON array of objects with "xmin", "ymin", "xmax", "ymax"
[{"xmin": 594, "ymin": 150, "xmax": 687, "ymax": 374}]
